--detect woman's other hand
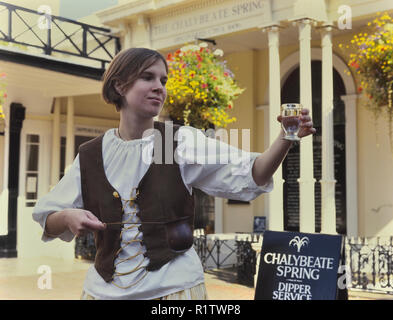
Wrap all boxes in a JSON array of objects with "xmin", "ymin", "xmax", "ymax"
[
  {"xmin": 45, "ymin": 209, "xmax": 106, "ymax": 238},
  {"xmin": 63, "ymin": 209, "xmax": 106, "ymax": 237}
]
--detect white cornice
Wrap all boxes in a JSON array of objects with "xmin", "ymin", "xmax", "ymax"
[
  {"xmin": 96, "ymin": 0, "xmax": 393, "ymax": 27},
  {"xmin": 96, "ymin": 0, "xmax": 195, "ymax": 26},
  {"xmin": 96, "ymin": 0, "xmax": 156, "ymax": 25}
]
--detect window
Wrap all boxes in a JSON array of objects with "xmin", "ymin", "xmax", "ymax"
[{"xmin": 25, "ymin": 134, "xmax": 39, "ymax": 207}]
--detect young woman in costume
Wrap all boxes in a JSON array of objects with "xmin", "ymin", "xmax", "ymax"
[{"xmin": 33, "ymin": 48, "xmax": 315, "ymax": 300}]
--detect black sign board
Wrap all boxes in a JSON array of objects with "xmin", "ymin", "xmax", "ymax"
[{"xmin": 255, "ymin": 231, "xmax": 344, "ymax": 300}]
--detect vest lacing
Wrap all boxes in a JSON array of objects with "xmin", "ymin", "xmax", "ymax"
[{"xmin": 111, "ymin": 188, "xmax": 148, "ymax": 289}]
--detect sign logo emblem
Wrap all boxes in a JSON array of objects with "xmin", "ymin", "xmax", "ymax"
[{"xmin": 289, "ymin": 236, "xmax": 310, "ymax": 253}]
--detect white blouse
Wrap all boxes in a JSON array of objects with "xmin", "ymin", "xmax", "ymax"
[{"xmin": 32, "ymin": 125, "xmax": 273, "ymax": 300}]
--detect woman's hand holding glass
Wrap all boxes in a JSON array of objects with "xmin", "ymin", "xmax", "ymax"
[{"xmin": 277, "ymin": 106, "xmax": 316, "ymax": 140}]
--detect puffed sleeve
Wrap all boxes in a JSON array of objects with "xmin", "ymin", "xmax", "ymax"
[
  {"xmin": 32, "ymin": 154, "xmax": 83, "ymax": 242},
  {"xmin": 176, "ymin": 126, "xmax": 273, "ymax": 201}
]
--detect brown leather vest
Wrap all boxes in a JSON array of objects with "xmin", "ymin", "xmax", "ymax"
[{"xmin": 79, "ymin": 121, "xmax": 195, "ymax": 282}]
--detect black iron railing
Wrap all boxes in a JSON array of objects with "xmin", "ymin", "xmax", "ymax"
[
  {"xmin": 346, "ymin": 237, "xmax": 393, "ymax": 294},
  {"xmin": 0, "ymin": 1, "xmax": 120, "ymax": 69},
  {"xmin": 236, "ymin": 235, "xmax": 261, "ymax": 286},
  {"xmin": 75, "ymin": 233, "xmax": 96, "ymax": 261},
  {"xmin": 193, "ymin": 234, "xmax": 207, "ymax": 268},
  {"xmin": 193, "ymin": 234, "xmax": 239, "ymax": 270},
  {"xmin": 193, "ymin": 233, "xmax": 261, "ymax": 276}
]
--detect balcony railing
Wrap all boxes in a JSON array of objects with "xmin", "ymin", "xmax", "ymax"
[{"xmin": 0, "ymin": 1, "xmax": 121, "ymax": 70}]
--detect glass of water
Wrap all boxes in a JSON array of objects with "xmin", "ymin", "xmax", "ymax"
[{"xmin": 280, "ymin": 103, "xmax": 302, "ymax": 141}]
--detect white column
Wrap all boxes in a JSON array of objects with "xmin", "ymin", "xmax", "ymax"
[
  {"xmin": 252, "ymin": 237, "xmax": 263, "ymax": 288},
  {"xmin": 0, "ymin": 105, "xmax": 9, "ymax": 236},
  {"xmin": 121, "ymin": 16, "xmax": 151, "ymax": 49},
  {"xmin": 320, "ymin": 26, "xmax": 337, "ymax": 234},
  {"xmin": 123, "ymin": 15, "xmax": 152, "ymax": 49},
  {"xmin": 137, "ymin": 15, "xmax": 152, "ymax": 48},
  {"xmin": 50, "ymin": 98, "xmax": 61, "ymax": 189},
  {"xmin": 298, "ymin": 19, "xmax": 316, "ymax": 233},
  {"xmin": 121, "ymin": 22, "xmax": 133, "ymax": 49},
  {"xmin": 65, "ymin": 96, "xmax": 75, "ymax": 173},
  {"xmin": 214, "ymin": 198, "xmax": 223, "ymax": 233},
  {"xmin": 265, "ymin": 26, "xmax": 284, "ymax": 231}
]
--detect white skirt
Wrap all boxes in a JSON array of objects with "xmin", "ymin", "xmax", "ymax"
[{"xmin": 80, "ymin": 282, "xmax": 208, "ymax": 300}]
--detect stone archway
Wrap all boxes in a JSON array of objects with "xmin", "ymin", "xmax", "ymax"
[{"xmin": 279, "ymin": 48, "xmax": 358, "ymax": 236}]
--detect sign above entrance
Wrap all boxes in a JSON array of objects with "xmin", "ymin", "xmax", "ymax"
[{"xmin": 151, "ymin": 0, "xmax": 272, "ymax": 48}]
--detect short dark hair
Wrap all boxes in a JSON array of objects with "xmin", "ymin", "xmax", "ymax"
[{"xmin": 102, "ymin": 48, "xmax": 168, "ymax": 111}]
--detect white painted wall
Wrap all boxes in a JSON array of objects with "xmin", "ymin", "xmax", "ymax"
[{"xmin": 18, "ymin": 118, "xmax": 75, "ymax": 259}]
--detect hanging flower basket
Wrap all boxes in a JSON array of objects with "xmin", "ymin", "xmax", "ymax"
[
  {"xmin": 340, "ymin": 12, "xmax": 393, "ymax": 150},
  {"xmin": 163, "ymin": 42, "xmax": 245, "ymax": 130}
]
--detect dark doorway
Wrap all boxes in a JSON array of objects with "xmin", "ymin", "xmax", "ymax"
[{"xmin": 281, "ymin": 60, "xmax": 347, "ymax": 234}]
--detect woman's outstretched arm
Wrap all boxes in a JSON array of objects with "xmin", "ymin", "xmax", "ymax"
[{"xmin": 252, "ymin": 108, "xmax": 316, "ymax": 186}]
